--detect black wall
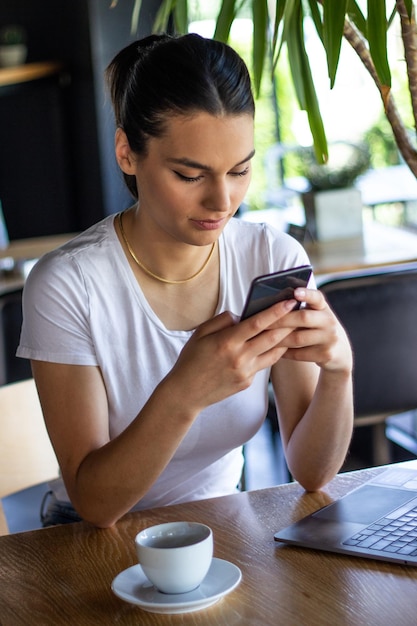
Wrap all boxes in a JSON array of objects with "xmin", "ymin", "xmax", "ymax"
[{"xmin": 0, "ymin": 0, "xmax": 160, "ymax": 240}]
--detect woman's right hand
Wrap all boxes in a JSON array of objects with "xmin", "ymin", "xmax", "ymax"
[
  {"xmin": 163, "ymin": 298, "xmax": 297, "ymax": 411},
  {"xmin": 31, "ymin": 298, "xmax": 296, "ymax": 528}
]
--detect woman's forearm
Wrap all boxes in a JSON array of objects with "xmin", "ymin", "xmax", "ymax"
[
  {"xmin": 285, "ymin": 369, "xmax": 354, "ymax": 491},
  {"xmin": 64, "ymin": 378, "xmax": 198, "ymax": 528}
]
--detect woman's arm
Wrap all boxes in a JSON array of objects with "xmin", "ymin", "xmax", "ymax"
[
  {"xmin": 32, "ymin": 359, "xmax": 201, "ymax": 528},
  {"xmin": 271, "ymin": 287, "xmax": 354, "ymax": 491},
  {"xmin": 32, "ymin": 298, "xmax": 297, "ymax": 528}
]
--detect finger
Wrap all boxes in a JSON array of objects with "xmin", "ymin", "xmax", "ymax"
[
  {"xmin": 238, "ymin": 298, "xmax": 297, "ymax": 340},
  {"xmin": 254, "ymin": 344, "xmax": 289, "ymax": 370},
  {"xmin": 245, "ymin": 324, "xmax": 293, "ymax": 360},
  {"xmin": 281, "ymin": 327, "xmax": 327, "ymax": 349},
  {"xmin": 294, "ymin": 287, "xmax": 327, "ymax": 310}
]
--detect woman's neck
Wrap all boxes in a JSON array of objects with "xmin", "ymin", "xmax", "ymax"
[{"xmin": 118, "ymin": 208, "xmax": 218, "ymax": 285}]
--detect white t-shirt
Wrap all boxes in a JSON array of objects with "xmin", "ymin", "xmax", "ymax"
[{"xmin": 17, "ymin": 215, "xmax": 311, "ymax": 511}]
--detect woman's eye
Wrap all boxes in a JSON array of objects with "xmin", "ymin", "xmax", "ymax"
[
  {"xmin": 174, "ymin": 165, "xmax": 250, "ymax": 182},
  {"xmin": 174, "ymin": 171, "xmax": 202, "ymax": 183},
  {"xmin": 230, "ymin": 166, "xmax": 250, "ymax": 177}
]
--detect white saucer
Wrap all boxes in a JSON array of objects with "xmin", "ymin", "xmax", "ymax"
[{"xmin": 111, "ymin": 557, "xmax": 241, "ymax": 614}]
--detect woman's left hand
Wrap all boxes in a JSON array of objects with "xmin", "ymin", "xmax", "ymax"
[{"xmin": 277, "ymin": 287, "xmax": 353, "ymax": 374}]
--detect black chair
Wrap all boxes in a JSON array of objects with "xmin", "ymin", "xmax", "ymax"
[
  {"xmin": 317, "ymin": 261, "xmax": 417, "ymax": 467},
  {"xmin": 0, "ymin": 288, "xmax": 32, "ymax": 385}
]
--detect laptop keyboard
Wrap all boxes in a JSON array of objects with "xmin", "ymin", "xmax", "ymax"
[{"xmin": 343, "ymin": 500, "xmax": 417, "ymax": 556}]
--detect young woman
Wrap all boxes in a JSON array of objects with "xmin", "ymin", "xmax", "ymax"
[{"xmin": 17, "ymin": 34, "xmax": 353, "ymax": 528}]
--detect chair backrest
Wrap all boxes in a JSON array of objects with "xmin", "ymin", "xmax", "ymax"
[
  {"xmin": 0, "ymin": 289, "xmax": 32, "ymax": 386},
  {"xmin": 318, "ymin": 262, "xmax": 417, "ymax": 418},
  {"xmin": 0, "ymin": 378, "xmax": 58, "ymax": 498}
]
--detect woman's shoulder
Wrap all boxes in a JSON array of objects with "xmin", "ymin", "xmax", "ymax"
[
  {"xmin": 25, "ymin": 214, "xmax": 119, "ymax": 289},
  {"xmin": 52, "ymin": 214, "xmax": 117, "ymax": 258},
  {"xmin": 225, "ymin": 216, "xmax": 305, "ymax": 255}
]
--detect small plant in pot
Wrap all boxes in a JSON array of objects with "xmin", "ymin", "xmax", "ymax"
[
  {"xmin": 0, "ymin": 25, "xmax": 27, "ymax": 68},
  {"xmin": 300, "ymin": 141, "xmax": 371, "ymax": 242}
]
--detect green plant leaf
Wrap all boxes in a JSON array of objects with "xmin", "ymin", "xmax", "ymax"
[
  {"xmin": 272, "ymin": 0, "xmax": 297, "ymax": 71},
  {"xmin": 252, "ymin": 0, "xmax": 269, "ymax": 96},
  {"xmin": 130, "ymin": 0, "xmax": 142, "ymax": 35},
  {"xmin": 214, "ymin": 0, "xmax": 238, "ymax": 42},
  {"xmin": 404, "ymin": 0, "xmax": 413, "ymax": 20},
  {"xmin": 174, "ymin": 0, "xmax": 188, "ymax": 33},
  {"xmin": 286, "ymin": 2, "xmax": 328, "ymax": 162},
  {"xmin": 347, "ymin": 0, "xmax": 367, "ymax": 36},
  {"xmin": 271, "ymin": 0, "xmax": 288, "ymax": 56},
  {"xmin": 387, "ymin": 5, "xmax": 397, "ymax": 28},
  {"xmin": 367, "ymin": 0, "xmax": 391, "ymax": 87},
  {"xmin": 306, "ymin": 0, "xmax": 324, "ymax": 44},
  {"xmin": 323, "ymin": 0, "xmax": 348, "ymax": 88},
  {"xmin": 153, "ymin": 0, "xmax": 177, "ymax": 33}
]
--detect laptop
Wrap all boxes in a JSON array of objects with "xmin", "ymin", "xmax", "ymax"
[{"xmin": 274, "ymin": 464, "xmax": 417, "ymax": 565}]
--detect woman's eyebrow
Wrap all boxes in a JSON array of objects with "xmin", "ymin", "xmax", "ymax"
[{"xmin": 166, "ymin": 149, "xmax": 256, "ymax": 171}]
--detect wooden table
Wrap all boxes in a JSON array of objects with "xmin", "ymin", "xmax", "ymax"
[
  {"xmin": 306, "ymin": 219, "xmax": 417, "ymax": 275},
  {"xmin": 1, "ymin": 464, "xmax": 417, "ymax": 625},
  {"xmin": 242, "ymin": 209, "xmax": 417, "ymax": 275}
]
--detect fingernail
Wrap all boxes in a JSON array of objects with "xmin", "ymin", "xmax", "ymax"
[
  {"xmin": 284, "ymin": 299, "xmax": 297, "ymax": 310},
  {"xmin": 295, "ymin": 288, "xmax": 306, "ymax": 298}
]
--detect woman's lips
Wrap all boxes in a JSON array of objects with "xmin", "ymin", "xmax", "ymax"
[{"xmin": 192, "ymin": 218, "xmax": 227, "ymax": 230}]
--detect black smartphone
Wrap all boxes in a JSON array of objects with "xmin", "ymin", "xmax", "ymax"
[{"xmin": 241, "ymin": 265, "xmax": 313, "ymax": 320}]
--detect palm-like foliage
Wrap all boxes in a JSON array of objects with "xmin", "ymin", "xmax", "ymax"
[{"xmin": 122, "ymin": 0, "xmax": 417, "ymax": 174}]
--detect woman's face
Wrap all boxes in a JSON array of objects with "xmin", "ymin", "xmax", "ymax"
[{"xmin": 117, "ymin": 112, "xmax": 255, "ymax": 247}]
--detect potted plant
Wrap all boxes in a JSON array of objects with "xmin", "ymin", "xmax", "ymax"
[
  {"xmin": 0, "ymin": 25, "xmax": 27, "ymax": 68},
  {"xmin": 300, "ymin": 141, "xmax": 371, "ymax": 241}
]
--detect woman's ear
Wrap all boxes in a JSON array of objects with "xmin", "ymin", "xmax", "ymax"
[{"xmin": 115, "ymin": 128, "xmax": 137, "ymax": 175}]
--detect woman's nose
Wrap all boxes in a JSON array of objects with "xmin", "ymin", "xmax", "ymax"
[{"xmin": 203, "ymin": 179, "xmax": 231, "ymax": 212}]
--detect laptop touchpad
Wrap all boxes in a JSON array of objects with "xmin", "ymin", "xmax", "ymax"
[{"xmin": 313, "ymin": 485, "xmax": 417, "ymax": 525}]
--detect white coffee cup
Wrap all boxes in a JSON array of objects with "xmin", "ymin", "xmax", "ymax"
[{"xmin": 135, "ymin": 521, "xmax": 213, "ymax": 594}]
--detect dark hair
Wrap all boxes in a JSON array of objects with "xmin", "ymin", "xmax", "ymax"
[{"xmin": 106, "ymin": 33, "xmax": 255, "ymax": 198}]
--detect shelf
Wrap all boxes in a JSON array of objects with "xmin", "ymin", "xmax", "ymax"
[{"xmin": 0, "ymin": 61, "xmax": 62, "ymax": 87}]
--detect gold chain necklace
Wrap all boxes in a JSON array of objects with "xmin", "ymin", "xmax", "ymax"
[{"xmin": 118, "ymin": 211, "xmax": 216, "ymax": 285}]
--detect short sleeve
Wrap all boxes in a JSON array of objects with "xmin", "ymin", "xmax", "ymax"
[{"xmin": 17, "ymin": 250, "xmax": 98, "ymax": 365}]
